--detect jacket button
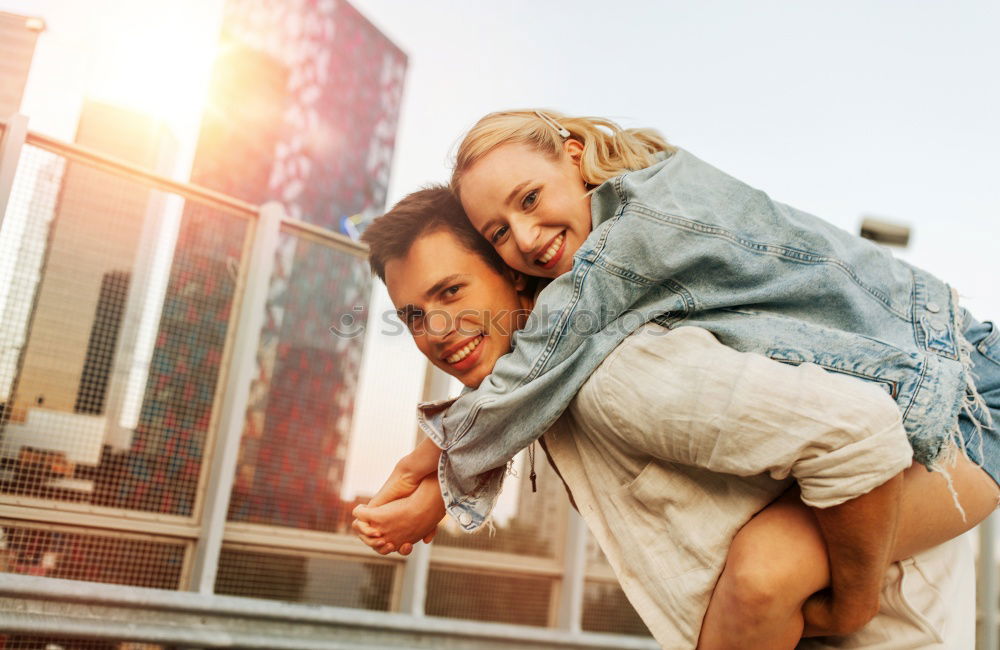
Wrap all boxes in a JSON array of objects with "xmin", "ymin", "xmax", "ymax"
[
  {"xmin": 458, "ymin": 512, "xmax": 472, "ymax": 526},
  {"xmin": 925, "ymin": 302, "xmax": 940, "ymax": 313}
]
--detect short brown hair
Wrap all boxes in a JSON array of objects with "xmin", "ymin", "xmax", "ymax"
[{"xmin": 362, "ymin": 185, "xmax": 508, "ymax": 283}]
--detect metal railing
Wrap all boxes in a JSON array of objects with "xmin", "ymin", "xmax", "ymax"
[
  {"xmin": 1, "ymin": 114, "xmax": 996, "ymax": 649},
  {"xmin": 0, "ymin": 114, "xmax": 651, "ymax": 649}
]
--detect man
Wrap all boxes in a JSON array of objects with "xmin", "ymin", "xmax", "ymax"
[{"xmin": 352, "ymin": 186, "xmax": 977, "ymax": 648}]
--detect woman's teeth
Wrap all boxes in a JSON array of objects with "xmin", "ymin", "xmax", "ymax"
[
  {"xmin": 537, "ymin": 232, "xmax": 565, "ymax": 265},
  {"xmin": 446, "ymin": 335, "xmax": 484, "ymax": 364}
]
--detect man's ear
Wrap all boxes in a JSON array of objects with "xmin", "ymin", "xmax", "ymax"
[
  {"xmin": 504, "ymin": 267, "xmax": 529, "ymax": 292},
  {"xmin": 563, "ymin": 137, "xmax": 584, "ymax": 166}
]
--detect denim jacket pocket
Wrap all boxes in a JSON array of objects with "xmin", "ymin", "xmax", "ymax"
[{"xmin": 977, "ymin": 320, "xmax": 1000, "ymax": 366}]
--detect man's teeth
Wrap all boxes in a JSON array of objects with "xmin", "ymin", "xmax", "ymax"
[
  {"xmin": 446, "ymin": 335, "xmax": 484, "ymax": 364},
  {"xmin": 537, "ymin": 232, "xmax": 565, "ymax": 265}
]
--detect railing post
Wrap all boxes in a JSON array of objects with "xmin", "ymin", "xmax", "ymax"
[
  {"xmin": 0, "ymin": 114, "xmax": 29, "ymax": 232},
  {"xmin": 979, "ymin": 512, "xmax": 998, "ymax": 650},
  {"xmin": 397, "ymin": 362, "xmax": 452, "ymax": 615},
  {"xmin": 188, "ymin": 201, "xmax": 283, "ymax": 594},
  {"xmin": 557, "ymin": 509, "xmax": 587, "ymax": 632}
]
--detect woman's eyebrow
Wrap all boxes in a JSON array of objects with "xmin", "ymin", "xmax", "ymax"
[
  {"xmin": 478, "ymin": 218, "xmax": 499, "ymax": 237},
  {"xmin": 504, "ymin": 181, "xmax": 529, "ymax": 206}
]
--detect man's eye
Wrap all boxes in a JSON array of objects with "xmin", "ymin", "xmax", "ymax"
[
  {"xmin": 521, "ymin": 189, "xmax": 538, "ymax": 210},
  {"xmin": 445, "ymin": 285, "xmax": 461, "ymax": 296},
  {"xmin": 490, "ymin": 225, "xmax": 509, "ymax": 244}
]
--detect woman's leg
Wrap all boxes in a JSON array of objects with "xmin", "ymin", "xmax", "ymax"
[
  {"xmin": 696, "ymin": 489, "xmax": 825, "ymax": 649},
  {"xmin": 697, "ymin": 453, "xmax": 999, "ymax": 650}
]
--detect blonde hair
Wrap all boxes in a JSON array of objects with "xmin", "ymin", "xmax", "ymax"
[{"xmin": 451, "ymin": 109, "xmax": 675, "ymax": 194}]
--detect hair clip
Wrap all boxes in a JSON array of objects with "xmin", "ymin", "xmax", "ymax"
[{"xmin": 534, "ymin": 110, "xmax": 570, "ymax": 139}]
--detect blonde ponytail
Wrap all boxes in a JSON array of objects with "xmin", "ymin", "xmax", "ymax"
[{"xmin": 451, "ymin": 109, "xmax": 674, "ymax": 193}]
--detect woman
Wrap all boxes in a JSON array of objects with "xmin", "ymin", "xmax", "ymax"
[{"xmin": 362, "ymin": 110, "xmax": 1000, "ymax": 646}]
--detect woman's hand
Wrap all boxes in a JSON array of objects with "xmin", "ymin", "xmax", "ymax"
[{"xmin": 367, "ymin": 438, "xmax": 442, "ymax": 509}]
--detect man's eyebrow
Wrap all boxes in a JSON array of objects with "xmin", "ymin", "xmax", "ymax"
[
  {"xmin": 424, "ymin": 274, "xmax": 466, "ymax": 298},
  {"xmin": 396, "ymin": 304, "xmax": 420, "ymax": 321}
]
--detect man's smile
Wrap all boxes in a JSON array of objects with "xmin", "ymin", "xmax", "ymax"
[{"xmin": 443, "ymin": 333, "xmax": 485, "ymax": 367}]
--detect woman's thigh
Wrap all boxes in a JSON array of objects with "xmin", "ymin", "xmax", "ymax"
[
  {"xmin": 726, "ymin": 453, "xmax": 994, "ymax": 582},
  {"xmin": 895, "ymin": 452, "xmax": 998, "ymax": 559}
]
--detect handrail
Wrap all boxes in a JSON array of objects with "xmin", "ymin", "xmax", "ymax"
[
  {"xmin": 23, "ymin": 130, "xmax": 259, "ymax": 220},
  {"xmin": 0, "ymin": 573, "xmax": 659, "ymax": 650},
  {"xmin": 282, "ymin": 215, "xmax": 368, "ymax": 257},
  {"xmin": 19, "ymin": 129, "xmax": 373, "ymax": 258}
]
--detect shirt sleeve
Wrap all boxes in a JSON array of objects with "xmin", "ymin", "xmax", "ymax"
[{"xmin": 572, "ymin": 325, "xmax": 914, "ymax": 508}]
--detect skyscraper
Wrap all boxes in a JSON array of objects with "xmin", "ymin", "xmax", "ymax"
[
  {"xmin": 8, "ymin": 100, "xmax": 174, "ymax": 421},
  {"xmin": 0, "ymin": 11, "xmax": 45, "ymax": 117},
  {"xmin": 127, "ymin": 0, "xmax": 407, "ymax": 523}
]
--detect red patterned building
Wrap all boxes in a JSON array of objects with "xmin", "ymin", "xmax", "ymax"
[{"xmin": 118, "ymin": 1, "xmax": 406, "ymax": 530}]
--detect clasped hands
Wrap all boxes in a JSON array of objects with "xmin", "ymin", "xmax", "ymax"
[{"xmin": 352, "ymin": 438, "xmax": 445, "ymax": 556}]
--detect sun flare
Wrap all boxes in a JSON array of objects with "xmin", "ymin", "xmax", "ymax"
[{"xmin": 86, "ymin": 2, "xmax": 224, "ymax": 134}]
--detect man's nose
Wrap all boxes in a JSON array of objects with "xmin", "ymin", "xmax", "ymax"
[{"xmin": 425, "ymin": 309, "xmax": 455, "ymax": 342}]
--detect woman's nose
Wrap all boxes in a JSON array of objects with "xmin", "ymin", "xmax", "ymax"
[{"xmin": 510, "ymin": 222, "xmax": 538, "ymax": 254}]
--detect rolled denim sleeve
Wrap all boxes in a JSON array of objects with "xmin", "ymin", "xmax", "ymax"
[
  {"xmin": 417, "ymin": 214, "xmax": 693, "ymax": 530},
  {"xmin": 574, "ymin": 325, "xmax": 913, "ymax": 509}
]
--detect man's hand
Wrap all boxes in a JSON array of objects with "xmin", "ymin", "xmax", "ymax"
[
  {"xmin": 352, "ymin": 473, "xmax": 445, "ymax": 555},
  {"xmin": 801, "ymin": 472, "xmax": 903, "ymax": 637},
  {"xmin": 801, "ymin": 588, "xmax": 873, "ymax": 637}
]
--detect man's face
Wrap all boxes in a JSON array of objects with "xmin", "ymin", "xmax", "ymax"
[{"xmin": 384, "ymin": 229, "xmax": 531, "ymax": 388}]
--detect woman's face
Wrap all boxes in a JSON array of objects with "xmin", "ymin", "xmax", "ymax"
[{"xmin": 459, "ymin": 140, "xmax": 592, "ymax": 279}]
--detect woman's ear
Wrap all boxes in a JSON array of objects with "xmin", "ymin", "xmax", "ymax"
[{"xmin": 563, "ymin": 137, "xmax": 584, "ymax": 166}]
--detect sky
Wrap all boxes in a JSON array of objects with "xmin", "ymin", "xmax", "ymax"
[
  {"xmin": 3, "ymin": 0, "xmax": 999, "ymax": 506},
  {"xmin": 353, "ymin": 0, "xmax": 999, "ymax": 316}
]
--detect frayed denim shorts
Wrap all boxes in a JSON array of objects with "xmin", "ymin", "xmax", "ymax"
[{"xmin": 958, "ymin": 311, "xmax": 1000, "ymax": 486}]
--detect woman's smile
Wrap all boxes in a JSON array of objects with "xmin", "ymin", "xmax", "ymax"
[{"xmin": 535, "ymin": 231, "xmax": 566, "ymax": 269}]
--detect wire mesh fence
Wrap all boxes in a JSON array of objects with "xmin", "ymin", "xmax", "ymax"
[
  {"xmin": 0, "ymin": 127, "xmax": 650, "ymax": 644},
  {"xmin": 0, "ymin": 520, "xmax": 186, "ymax": 589},
  {"xmin": 214, "ymin": 545, "xmax": 396, "ymax": 610},
  {"xmin": 0, "ymin": 638, "xmax": 179, "ymax": 650}
]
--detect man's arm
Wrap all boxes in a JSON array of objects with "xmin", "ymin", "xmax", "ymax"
[{"xmin": 573, "ymin": 325, "xmax": 913, "ymax": 635}]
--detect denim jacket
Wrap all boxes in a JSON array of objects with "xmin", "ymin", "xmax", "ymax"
[{"xmin": 418, "ymin": 148, "xmax": 977, "ymax": 532}]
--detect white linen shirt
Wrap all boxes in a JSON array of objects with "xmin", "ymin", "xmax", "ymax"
[{"xmin": 540, "ymin": 324, "xmax": 968, "ymax": 648}]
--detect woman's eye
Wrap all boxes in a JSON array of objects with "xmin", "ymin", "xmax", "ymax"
[
  {"xmin": 521, "ymin": 189, "xmax": 538, "ymax": 210},
  {"xmin": 490, "ymin": 225, "xmax": 509, "ymax": 244}
]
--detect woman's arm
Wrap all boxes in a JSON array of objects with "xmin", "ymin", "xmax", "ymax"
[
  {"xmin": 422, "ymin": 214, "xmax": 697, "ymax": 531},
  {"xmin": 365, "ymin": 437, "xmax": 441, "ymax": 509}
]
